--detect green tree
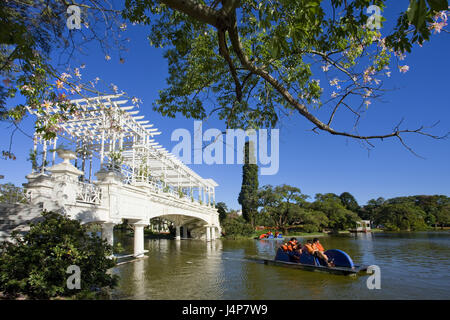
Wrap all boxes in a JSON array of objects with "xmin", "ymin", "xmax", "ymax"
[
  {"xmin": 0, "ymin": 211, "xmax": 118, "ymax": 299},
  {"xmin": 298, "ymin": 209, "xmax": 329, "ymax": 233},
  {"xmin": 221, "ymin": 215, "xmax": 254, "ymax": 238},
  {"xmin": 311, "ymin": 193, "xmax": 360, "ymax": 231},
  {"xmin": 359, "ymin": 197, "xmax": 385, "ymax": 221},
  {"xmin": 216, "ymin": 201, "xmax": 228, "ymax": 223},
  {"xmin": 0, "ymin": 183, "xmax": 28, "ymax": 204},
  {"xmin": 374, "ymin": 202, "xmax": 428, "ymax": 231},
  {"xmin": 339, "ymin": 192, "xmax": 360, "ymax": 212},
  {"xmin": 123, "ymin": 0, "xmax": 448, "ymax": 150},
  {"xmin": 238, "ymin": 141, "xmax": 259, "ymax": 227},
  {"xmin": 435, "ymin": 204, "xmax": 450, "ymax": 228},
  {"xmin": 411, "ymin": 195, "xmax": 450, "ymax": 227},
  {"xmin": 259, "ymin": 184, "xmax": 308, "ymax": 234}
]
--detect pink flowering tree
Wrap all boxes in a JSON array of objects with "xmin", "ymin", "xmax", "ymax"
[{"xmin": 0, "ymin": 1, "xmax": 138, "ymax": 160}]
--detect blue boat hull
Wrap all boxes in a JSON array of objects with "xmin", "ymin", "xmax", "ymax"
[{"xmin": 254, "ymin": 248, "xmax": 367, "ymax": 275}]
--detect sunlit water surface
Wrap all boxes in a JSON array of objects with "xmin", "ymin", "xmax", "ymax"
[{"xmin": 110, "ymin": 231, "xmax": 450, "ymax": 300}]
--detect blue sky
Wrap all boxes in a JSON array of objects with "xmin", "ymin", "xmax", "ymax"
[{"xmin": 0, "ymin": 2, "xmax": 449, "ymax": 210}]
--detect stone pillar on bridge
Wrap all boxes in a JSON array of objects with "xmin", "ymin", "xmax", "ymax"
[
  {"xmin": 133, "ymin": 222, "xmax": 147, "ymax": 258},
  {"xmin": 175, "ymin": 225, "xmax": 181, "ymax": 240},
  {"xmin": 95, "ymin": 168, "xmax": 124, "ymax": 222},
  {"xmin": 211, "ymin": 226, "xmax": 216, "ymax": 240},
  {"xmin": 24, "ymin": 150, "xmax": 83, "ymax": 211},
  {"xmin": 183, "ymin": 226, "xmax": 188, "ymax": 239},
  {"xmin": 23, "ymin": 173, "xmax": 55, "ymax": 208},
  {"xmin": 205, "ymin": 226, "xmax": 211, "ymax": 241},
  {"xmin": 102, "ymin": 222, "xmax": 116, "ymax": 246}
]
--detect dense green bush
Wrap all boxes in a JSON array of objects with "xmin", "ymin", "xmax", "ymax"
[
  {"xmin": 221, "ymin": 216, "xmax": 254, "ymax": 239},
  {"xmin": 375, "ymin": 203, "xmax": 429, "ymax": 231},
  {"xmin": 0, "ymin": 211, "xmax": 118, "ymax": 299}
]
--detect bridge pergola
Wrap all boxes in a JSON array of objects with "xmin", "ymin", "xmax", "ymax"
[{"xmin": 27, "ymin": 94, "xmax": 217, "ymax": 205}]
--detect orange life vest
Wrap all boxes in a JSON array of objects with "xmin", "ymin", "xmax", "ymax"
[
  {"xmin": 304, "ymin": 243, "xmax": 315, "ymax": 254},
  {"xmin": 315, "ymin": 242, "xmax": 325, "ymax": 252}
]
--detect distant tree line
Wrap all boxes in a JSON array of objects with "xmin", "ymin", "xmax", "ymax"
[
  {"xmin": 218, "ymin": 187, "xmax": 450, "ymax": 238},
  {"xmin": 359, "ymin": 195, "xmax": 450, "ymax": 231}
]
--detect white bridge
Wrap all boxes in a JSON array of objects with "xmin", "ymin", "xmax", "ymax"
[{"xmin": 7, "ymin": 95, "xmax": 220, "ymax": 257}]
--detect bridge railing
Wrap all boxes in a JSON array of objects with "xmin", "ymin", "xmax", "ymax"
[
  {"xmin": 119, "ymin": 168, "xmax": 215, "ymax": 208},
  {"xmin": 75, "ymin": 181, "xmax": 102, "ymax": 205}
]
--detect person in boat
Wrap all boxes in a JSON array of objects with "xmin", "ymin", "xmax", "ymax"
[
  {"xmin": 274, "ymin": 231, "xmax": 279, "ymax": 238},
  {"xmin": 313, "ymin": 238, "xmax": 335, "ymax": 267},
  {"xmin": 289, "ymin": 243, "xmax": 303, "ymax": 262},
  {"xmin": 281, "ymin": 238, "xmax": 297, "ymax": 252},
  {"xmin": 313, "ymin": 238, "xmax": 325, "ymax": 252},
  {"xmin": 267, "ymin": 231, "xmax": 273, "ymax": 237},
  {"xmin": 304, "ymin": 239, "xmax": 332, "ymax": 267},
  {"xmin": 288, "ymin": 237, "xmax": 297, "ymax": 247}
]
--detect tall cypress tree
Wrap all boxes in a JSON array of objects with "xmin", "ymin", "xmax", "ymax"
[{"xmin": 238, "ymin": 141, "xmax": 259, "ymax": 227}]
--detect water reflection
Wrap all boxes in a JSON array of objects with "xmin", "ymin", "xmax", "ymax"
[
  {"xmin": 132, "ymin": 258, "xmax": 146, "ymax": 299},
  {"xmin": 111, "ymin": 231, "xmax": 450, "ymax": 300}
]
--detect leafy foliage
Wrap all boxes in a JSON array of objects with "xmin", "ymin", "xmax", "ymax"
[
  {"xmin": 221, "ymin": 215, "xmax": 254, "ymax": 238},
  {"xmin": 258, "ymin": 184, "xmax": 309, "ymax": 234},
  {"xmin": 364, "ymin": 194, "xmax": 450, "ymax": 230},
  {"xmin": 238, "ymin": 141, "xmax": 259, "ymax": 227},
  {"xmin": 309, "ymin": 193, "xmax": 360, "ymax": 231},
  {"xmin": 374, "ymin": 202, "xmax": 428, "ymax": 231},
  {"xmin": 216, "ymin": 201, "xmax": 228, "ymax": 223},
  {"xmin": 1, "ymin": 1, "xmax": 129, "ymax": 159},
  {"xmin": 0, "ymin": 183, "xmax": 28, "ymax": 204},
  {"xmin": 123, "ymin": 0, "xmax": 448, "ymax": 149},
  {"xmin": 339, "ymin": 192, "xmax": 360, "ymax": 212},
  {"xmin": 0, "ymin": 211, "xmax": 118, "ymax": 299}
]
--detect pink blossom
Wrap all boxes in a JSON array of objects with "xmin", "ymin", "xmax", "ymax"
[
  {"xmin": 74, "ymin": 68, "xmax": 82, "ymax": 78},
  {"xmin": 42, "ymin": 100, "xmax": 52, "ymax": 110},
  {"xmin": 56, "ymin": 80, "xmax": 64, "ymax": 89},
  {"xmin": 399, "ymin": 65, "xmax": 410, "ymax": 73},
  {"xmin": 60, "ymin": 73, "xmax": 71, "ymax": 80},
  {"xmin": 430, "ymin": 21, "xmax": 447, "ymax": 33},
  {"xmin": 363, "ymin": 67, "xmax": 375, "ymax": 83}
]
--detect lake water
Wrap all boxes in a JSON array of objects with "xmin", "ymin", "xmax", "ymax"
[{"xmin": 110, "ymin": 231, "xmax": 450, "ymax": 300}]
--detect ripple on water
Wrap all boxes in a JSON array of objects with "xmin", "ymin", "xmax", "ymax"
[{"xmin": 111, "ymin": 232, "xmax": 450, "ymax": 300}]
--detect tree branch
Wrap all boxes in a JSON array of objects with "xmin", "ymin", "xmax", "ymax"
[
  {"xmin": 158, "ymin": 0, "xmax": 223, "ymax": 27},
  {"xmin": 218, "ymin": 29, "xmax": 242, "ymax": 102}
]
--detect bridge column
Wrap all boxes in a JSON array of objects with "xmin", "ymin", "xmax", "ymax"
[
  {"xmin": 175, "ymin": 225, "xmax": 181, "ymax": 240},
  {"xmin": 211, "ymin": 226, "xmax": 216, "ymax": 240},
  {"xmin": 183, "ymin": 226, "xmax": 188, "ymax": 239},
  {"xmin": 205, "ymin": 226, "xmax": 211, "ymax": 241},
  {"xmin": 133, "ymin": 223, "xmax": 146, "ymax": 258},
  {"xmin": 101, "ymin": 222, "xmax": 115, "ymax": 246}
]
